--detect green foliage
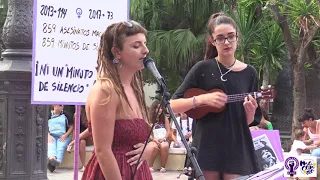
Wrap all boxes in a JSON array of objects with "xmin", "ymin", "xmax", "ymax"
[
  {"xmin": 238, "ymin": 0, "xmax": 269, "ymax": 8},
  {"xmin": 133, "ymin": 0, "xmax": 288, "ymax": 90},
  {"xmin": 231, "ymin": 0, "xmax": 286, "ymax": 83},
  {"xmin": 147, "ymin": 29, "xmax": 204, "ymax": 69},
  {"xmin": 312, "ymin": 30, "xmax": 320, "ymax": 52},
  {"xmin": 228, "ymin": 7, "xmax": 264, "ymax": 62},
  {"xmin": 132, "ymin": 0, "xmax": 224, "ymax": 93},
  {"xmin": 304, "ymin": 62, "xmax": 313, "ymax": 70},
  {"xmin": 249, "ymin": 23, "xmax": 286, "ymax": 81},
  {"xmin": 281, "ymin": 0, "xmax": 319, "ymax": 24},
  {"xmin": 0, "ymin": 0, "xmax": 7, "ymax": 29}
]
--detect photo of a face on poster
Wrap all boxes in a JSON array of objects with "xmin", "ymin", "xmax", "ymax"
[{"xmin": 252, "ymin": 134, "xmax": 280, "ymax": 170}]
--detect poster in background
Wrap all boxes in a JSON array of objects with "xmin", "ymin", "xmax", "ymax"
[
  {"xmin": 251, "ymin": 130, "xmax": 284, "ymax": 171},
  {"xmin": 32, "ymin": 0, "xmax": 129, "ymax": 104}
]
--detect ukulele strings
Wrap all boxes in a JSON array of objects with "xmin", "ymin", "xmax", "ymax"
[
  {"xmin": 193, "ymin": 92, "xmax": 259, "ymax": 108},
  {"xmin": 227, "ymin": 92, "xmax": 256, "ymax": 103}
]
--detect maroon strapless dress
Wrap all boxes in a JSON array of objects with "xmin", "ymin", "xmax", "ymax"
[{"xmin": 82, "ymin": 118, "xmax": 153, "ymax": 180}]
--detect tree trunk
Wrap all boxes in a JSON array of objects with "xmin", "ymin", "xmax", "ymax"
[
  {"xmin": 271, "ymin": 59, "xmax": 293, "ymax": 132},
  {"xmin": 261, "ymin": 70, "xmax": 269, "ymax": 88},
  {"xmin": 292, "ymin": 57, "xmax": 306, "ymax": 131},
  {"xmin": 291, "ymin": 25, "xmax": 319, "ymax": 130},
  {"xmin": 305, "ymin": 45, "xmax": 320, "ymax": 118}
]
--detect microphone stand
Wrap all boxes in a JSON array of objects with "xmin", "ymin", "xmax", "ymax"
[{"xmin": 157, "ymin": 79, "xmax": 205, "ymax": 180}]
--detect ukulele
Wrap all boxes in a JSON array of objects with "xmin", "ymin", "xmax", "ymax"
[{"xmin": 183, "ymin": 86, "xmax": 276, "ymax": 119}]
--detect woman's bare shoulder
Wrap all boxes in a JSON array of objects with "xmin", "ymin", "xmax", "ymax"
[{"xmin": 87, "ymin": 79, "xmax": 118, "ymax": 105}]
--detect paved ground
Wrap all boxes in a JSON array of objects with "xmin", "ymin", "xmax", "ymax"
[{"xmin": 48, "ymin": 168, "xmax": 190, "ymax": 180}]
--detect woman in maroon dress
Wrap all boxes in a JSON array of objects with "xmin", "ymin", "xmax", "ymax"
[{"xmin": 82, "ymin": 20, "xmax": 153, "ymax": 180}]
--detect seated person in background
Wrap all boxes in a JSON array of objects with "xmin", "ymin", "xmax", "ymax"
[
  {"xmin": 47, "ymin": 105, "xmax": 73, "ymax": 172},
  {"xmin": 249, "ymin": 111, "xmax": 273, "ymax": 130},
  {"xmin": 167, "ymin": 113, "xmax": 180, "ymax": 143},
  {"xmin": 299, "ymin": 108, "xmax": 320, "ymax": 157},
  {"xmin": 257, "ymin": 119, "xmax": 273, "ymax": 130},
  {"xmin": 67, "ymin": 106, "xmax": 93, "ymax": 172},
  {"xmin": 171, "ymin": 112, "xmax": 193, "ymax": 148},
  {"xmin": 145, "ymin": 100, "xmax": 170, "ymax": 173},
  {"xmin": 289, "ymin": 129, "xmax": 318, "ymax": 156},
  {"xmin": 249, "ymin": 126, "xmax": 260, "ymax": 130},
  {"xmin": 259, "ymin": 99, "xmax": 273, "ymax": 130}
]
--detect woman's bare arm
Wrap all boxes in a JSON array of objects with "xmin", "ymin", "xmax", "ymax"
[
  {"xmin": 79, "ymin": 129, "xmax": 90, "ymax": 140},
  {"xmin": 87, "ymin": 82, "xmax": 122, "ymax": 179},
  {"xmin": 170, "ymin": 92, "xmax": 227, "ymax": 115},
  {"xmin": 164, "ymin": 116, "xmax": 171, "ymax": 140},
  {"xmin": 303, "ymin": 128, "xmax": 313, "ymax": 145},
  {"xmin": 314, "ymin": 123, "xmax": 320, "ymax": 146},
  {"xmin": 169, "ymin": 98, "xmax": 197, "ymax": 114},
  {"xmin": 65, "ymin": 124, "xmax": 74, "ymax": 137}
]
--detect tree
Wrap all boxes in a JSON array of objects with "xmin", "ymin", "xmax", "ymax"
[
  {"xmin": 305, "ymin": 39, "xmax": 320, "ymax": 118},
  {"xmin": 131, "ymin": 0, "xmax": 224, "ymax": 95},
  {"xmin": 269, "ymin": 0, "xmax": 319, "ymax": 131},
  {"xmin": 0, "ymin": 0, "xmax": 7, "ymax": 54},
  {"xmin": 235, "ymin": 0, "xmax": 291, "ymax": 132}
]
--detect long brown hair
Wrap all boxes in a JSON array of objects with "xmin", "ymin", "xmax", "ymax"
[
  {"xmin": 80, "ymin": 106, "xmax": 88, "ymax": 127},
  {"xmin": 204, "ymin": 12, "xmax": 238, "ymax": 60},
  {"xmin": 149, "ymin": 100, "xmax": 165, "ymax": 124},
  {"xmin": 96, "ymin": 21, "xmax": 149, "ymax": 122}
]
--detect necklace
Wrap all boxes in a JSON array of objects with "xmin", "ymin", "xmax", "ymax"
[{"xmin": 215, "ymin": 58, "xmax": 236, "ymax": 82}]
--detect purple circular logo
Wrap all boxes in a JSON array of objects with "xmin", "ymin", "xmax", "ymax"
[{"xmin": 285, "ymin": 157, "xmax": 299, "ymax": 177}]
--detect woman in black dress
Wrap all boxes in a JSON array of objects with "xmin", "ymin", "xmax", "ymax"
[{"xmin": 170, "ymin": 12, "xmax": 262, "ymax": 180}]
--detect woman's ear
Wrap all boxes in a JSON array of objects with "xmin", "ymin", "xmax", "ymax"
[
  {"xmin": 111, "ymin": 47, "xmax": 121, "ymax": 59},
  {"xmin": 208, "ymin": 37, "xmax": 216, "ymax": 47}
]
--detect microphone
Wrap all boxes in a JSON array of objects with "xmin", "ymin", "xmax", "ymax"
[{"xmin": 143, "ymin": 57, "xmax": 166, "ymax": 87}]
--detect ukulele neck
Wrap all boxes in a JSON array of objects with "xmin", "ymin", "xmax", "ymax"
[{"xmin": 227, "ymin": 92, "xmax": 261, "ymax": 103}]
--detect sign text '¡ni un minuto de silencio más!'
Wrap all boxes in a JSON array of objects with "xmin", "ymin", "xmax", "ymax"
[
  {"xmin": 35, "ymin": 61, "xmax": 96, "ymax": 93},
  {"xmin": 41, "ymin": 23, "xmax": 102, "ymax": 51},
  {"xmin": 32, "ymin": 1, "xmax": 127, "ymax": 104}
]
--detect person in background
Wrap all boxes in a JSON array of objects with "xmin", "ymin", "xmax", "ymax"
[
  {"xmin": 257, "ymin": 119, "xmax": 273, "ymax": 130},
  {"xmin": 298, "ymin": 108, "xmax": 320, "ymax": 157},
  {"xmin": 250, "ymin": 101, "xmax": 273, "ymax": 130},
  {"xmin": 171, "ymin": 112, "xmax": 193, "ymax": 148},
  {"xmin": 259, "ymin": 100, "xmax": 273, "ymax": 130},
  {"xmin": 47, "ymin": 105, "xmax": 74, "ymax": 172},
  {"xmin": 289, "ymin": 129, "xmax": 318, "ymax": 156},
  {"xmin": 146, "ymin": 100, "xmax": 170, "ymax": 173},
  {"xmin": 67, "ymin": 106, "xmax": 93, "ymax": 172}
]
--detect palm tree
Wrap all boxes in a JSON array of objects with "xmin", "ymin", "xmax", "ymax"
[
  {"xmin": 272, "ymin": 0, "xmax": 319, "ymax": 131},
  {"xmin": 238, "ymin": 0, "xmax": 320, "ymax": 136},
  {"xmin": 305, "ymin": 31, "xmax": 320, "ymax": 118},
  {"xmin": 131, "ymin": 0, "xmax": 224, "ymax": 94},
  {"xmin": 249, "ymin": 23, "xmax": 285, "ymax": 87}
]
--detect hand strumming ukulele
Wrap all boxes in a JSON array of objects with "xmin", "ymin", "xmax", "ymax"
[{"xmin": 183, "ymin": 86, "xmax": 276, "ymax": 119}]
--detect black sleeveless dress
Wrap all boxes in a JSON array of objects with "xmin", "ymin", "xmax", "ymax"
[{"xmin": 172, "ymin": 59, "xmax": 262, "ymax": 175}]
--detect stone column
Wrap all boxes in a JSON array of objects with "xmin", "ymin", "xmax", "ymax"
[{"xmin": 0, "ymin": 0, "xmax": 48, "ymax": 179}]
